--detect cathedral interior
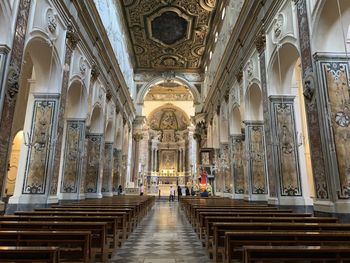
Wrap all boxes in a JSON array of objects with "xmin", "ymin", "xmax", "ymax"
[{"xmin": 1, "ymin": 0, "xmax": 350, "ymax": 262}]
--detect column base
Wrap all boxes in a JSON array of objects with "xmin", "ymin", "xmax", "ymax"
[
  {"xmin": 8, "ymin": 195, "xmax": 48, "ymax": 204},
  {"xmin": 47, "ymin": 195, "xmax": 59, "ymax": 204},
  {"xmin": 102, "ymin": 192, "xmax": 113, "ymax": 197},
  {"xmin": 314, "ymin": 200, "xmax": 350, "ymax": 214},
  {"xmin": 279, "ymin": 196, "xmax": 313, "ymax": 206},
  {"xmin": 268, "ymin": 197, "xmax": 279, "ymax": 205},
  {"xmin": 250, "ymin": 194, "xmax": 268, "ymax": 202},
  {"xmin": 85, "ymin": 193, "xmax": 103, "ymax": 199},
  {"xmin": 0, "ymin": 200, "xmax": 5, "ymax": 212},
  {"xmin": 243, "ymin": 195, "xmax": 251, "ymax": 201},
  {"xmin": 233, "ymin": 193, "xmax": 244, "ymax": 200},
  {"xmin": 58, "ymin": 193, "xmax": 85, "ymax": 201}
]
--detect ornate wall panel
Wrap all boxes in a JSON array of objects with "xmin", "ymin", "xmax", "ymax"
[
  {"xmin": 22, "ymin": 97, "xmax": 58, "ymax": 194},
  {"xmin": 102, "ymin": 143, "xmax": 113, "ymax": 193},
  {"xmin": 246, "ymin": 122, "xmax": 267, "ymax": 194},
  {"xmin": 317, "ymin": 59, "xmax": 350, "ymax": 199},
  {"xmin": 121, "ymin": 0, "xmax": 217, "ymax": 71},
  {"xmin": 270, "ymin": 96, "xmax": 302, "ymax": 196},
  {"xmin": 295, "ymin": 0, "xmax": 329, "ymax": 200},
  {"xmin": 85, "ymin": 134, "xmax": 102, "ymax": 193},
  {"xmin": 231, "ymin": 136, "xmax": 245, "ymax": 194},
  {"xmin": 220, "ymin": 143, "xmax": 231, "ymax": 193},
  {"xmin": 61, "ymin": 120, "xmax": 85, "ymax": 193}
]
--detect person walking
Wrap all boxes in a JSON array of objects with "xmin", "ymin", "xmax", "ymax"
[
  {"xmin": 169, "ymin": 186, "xmax": 175, "ymax": 202},
  {"xmin": 177, "ymin": 185, "xmax": 182, "ymax": 201}
]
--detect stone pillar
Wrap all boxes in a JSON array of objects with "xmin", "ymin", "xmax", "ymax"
[
  {"xmin": 101, "ymin": 142, "xmax": 113, "ymax": 196},
  {"xmin": 255, "ymin": 31, "xmax": 278, "ymax": 204},
  {"xmin": 220, "ymin": 143, "xmax": 231, "ymax": 195},
  {"xmin": 0, "ymin": 0, "xmax": 33, "ymax": 205},
  {"xmin": 59, "ymin": 120, "xmax": 85, "ymax": 200},
  {"xmin": 49, "ymin": 25, "xmax": 80, "ymax": 202},
  {"xmin": 131, "ymin": 133, "xmax": 142, "ymax": 185},
  {"xmin": 245, "ymin": 121, "xmax": 268, "ymax": 201},
  {"xmin": 270, "ymin": 96, "xmax": 308, "ymax": 205},
  {"xmin": 231, "ymin": 135, "xmax": 245, "ymax": 198},
  {"xmin": 0, "ymin": 45, "xmax": 10, "ymax": 118},
  {"xmin": 314, "ymin": 55, "xmax": 350, "ymax": 212},
  {"xmin": 85, "ymin": 134, "xmax": 103, "ymax": 198},
  {"xmin": 294, "ymin": 0, "xmax": 330, "ymax": 209}
]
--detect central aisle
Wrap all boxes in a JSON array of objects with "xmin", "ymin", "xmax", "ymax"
[{"xmin": 110, "ymin": 200, "xmax": 211, "ymax": 263}]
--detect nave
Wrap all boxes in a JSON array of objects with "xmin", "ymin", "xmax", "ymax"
[{"xmin": 111, "ymin": 200, "xmax": 211, "ymax": 263}]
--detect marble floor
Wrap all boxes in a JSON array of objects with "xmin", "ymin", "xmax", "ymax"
[{"xmin": 110, "ymin": 200, "xmax": 211, "ymax": 263}]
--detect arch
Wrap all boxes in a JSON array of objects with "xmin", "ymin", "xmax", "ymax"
[
  {"xmin": 219, "ymin": 101, "xmax": 229, "ymax": 143},
  {"xmin": 312, "ymin": 0, "xmax": 350, "ymax": 52},
  {"xmin": 105, "ymin": 121, "xmax": 114, "ymax": 142},
  {"xmin": 245, "ymin": 83, "xmax": 263, "ymax": 121},
  {"xmin": 136, "ymin": 76, "xmax": 201, "ymax": 110},
  {"xmin": 66, "ymin": 78, "xmax": 88, "ymax": 119},
  {"xmin": 268, "ymin": 43, "xmax": 300, "ymax": 96},
  {"xmin": 24, "ymin": 36, "xmax": 61, "ymax": 94},
  {"xmin": 147, "ymin": 103, "xmax": 190, "ymax": 121},
  {"xmin": 90, "ymin": 105, "xmax": 103, "ymax": 134},
  {"xmin": 230, "ymin": 106, "xmax": 242, "ymax": 135}
]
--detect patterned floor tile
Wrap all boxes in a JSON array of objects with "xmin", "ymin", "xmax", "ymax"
[{"xmin": 109, "ymin": 201, "xmax": 211, "ymax": 262}]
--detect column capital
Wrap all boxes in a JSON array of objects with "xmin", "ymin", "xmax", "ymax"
[
  {"xmin": 255, "ymin": 29, "xmax": 266, "ymax": 54},
  {"xmin": 90, "ymin": 63, "xmax": 100, "ymax": 83},
  {"xmin": 66, "ymin": 23, "xmax": 80, "ymax": 49},
  {"xmin": 235, "ymin": 67, "xmax": 243, "ymax": 83}
]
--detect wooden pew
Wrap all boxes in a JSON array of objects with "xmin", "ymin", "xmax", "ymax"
[
  {"xmin": 0, "ymin": 246, "xmax": 60, "ymax": 263},
  {"xmin": 242, "ymin": 245, "xmax": 350, "ymax": 263},
  {"xmin": 196, "ymin": 211, "xmax": 311, "ymax": 237},
  {"xmin": 0, "ymin": 221, "xmax": 108, "ymax": 260},
  {"xmin": 224, "ymin": 231, "xmax": 350, "ymax": 263},
  {"xmin": 203, "ymin": 216, "xmax": 338, "ymax": 251},
  {"xmin": 0, "ymin": 215, "xmax": 123, "ymax": 248},
  {"xmin": 213, "ymin": 222, "xmax": 350, "ymax": 262},
  {"xmin": 0, "ymin": 230, "xmax": 91, "ymax": 263}
]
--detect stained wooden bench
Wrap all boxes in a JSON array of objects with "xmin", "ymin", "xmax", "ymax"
[
  {"xmin": 242, "ymin": 245, "xmax": 350, "ymax": 263},
  {"xmin": 0, "ymin": 230, "xmax": 91, "ymax": 262},
  {"xmin": 203, "ymin": 216, "xmax": 338, "ymax": 253},
  {"xmin": 0, "ymin": 221, "xmax": 108, "ymax": 260},
  {"xmin": 0, "ymin": 215, "xmax": 123, "ymax": 248},
  {"xmin": 0, "ymin": 246, "xmax": 60, "ymax": 263},
  {"xmin": 196, "ymin": 211, "xmax": 310, "ymax": 237},
  {"xmin": 213, "ymin": 222, "xmax": 350, "ymax": 263},
  {"xmin": 224, "ymin": 231, "xmax": 350, "ymax": 263}
]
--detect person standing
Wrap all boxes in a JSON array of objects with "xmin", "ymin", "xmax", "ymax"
[
  {"xmin": 118, "ymin": 185, "xmax": 123, "ymax": 195},
  {"xmin": 140, "ymin": 184, "xmax": 144, "ymax": 196},
  {"xmin": 185, "ymin": 186, "xmax": 190, "ymax": 196},
  {"xmin": 169, "ymin": 186, "xmax": 175, "ymax": 201},
  {"xmin": 177, "ymin": 185, "xmax": 182, "ymax": 201}
]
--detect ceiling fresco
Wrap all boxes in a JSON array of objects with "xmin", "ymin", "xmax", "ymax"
[{"xmin": 121, "ymin": 0, "xmax": 218, "ymax": 72}]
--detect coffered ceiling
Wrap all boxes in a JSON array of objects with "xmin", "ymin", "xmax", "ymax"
[{"xmin": 120, "ymin": 0, "xmax": 218, "ymax": 73}]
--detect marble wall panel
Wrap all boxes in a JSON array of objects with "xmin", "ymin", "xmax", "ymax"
[
  {"xmin": 319, "ymin": 60, "xmax": 350, "ymax": 199},
  {"xmin": 61, "ymin": 120, "xmax": 85, "ymax": 193},
  {"xmin": 270, "ymin": 97, "xmax": 302, "ymax": 196},
  {"xmin": 23, "ymin": 98, "xmax": 58, "ymax": 194},
  {"xmin": 246, "ymin": 122, "xmax": 267, "ymax": 194},
  {"xmin": 85, "ymin": 134, "xmax": 102, "ymax": 193},
  {"xmin": 231, "ymin": 136, "xmax": 245, "ymax": 194},
  {"xmin": 102, "ymin": 142, "xmax": 113, "ymax": 193}
]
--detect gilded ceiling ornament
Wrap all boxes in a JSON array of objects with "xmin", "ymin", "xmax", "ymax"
[{"xmin": 122, "ymin": 0, "xmax": 217, "ymax": 70}]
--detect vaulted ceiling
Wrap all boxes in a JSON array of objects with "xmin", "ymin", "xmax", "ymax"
[{"xmin": 120, "ymin": 0, "xmax": 219, "ymax": 73}]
